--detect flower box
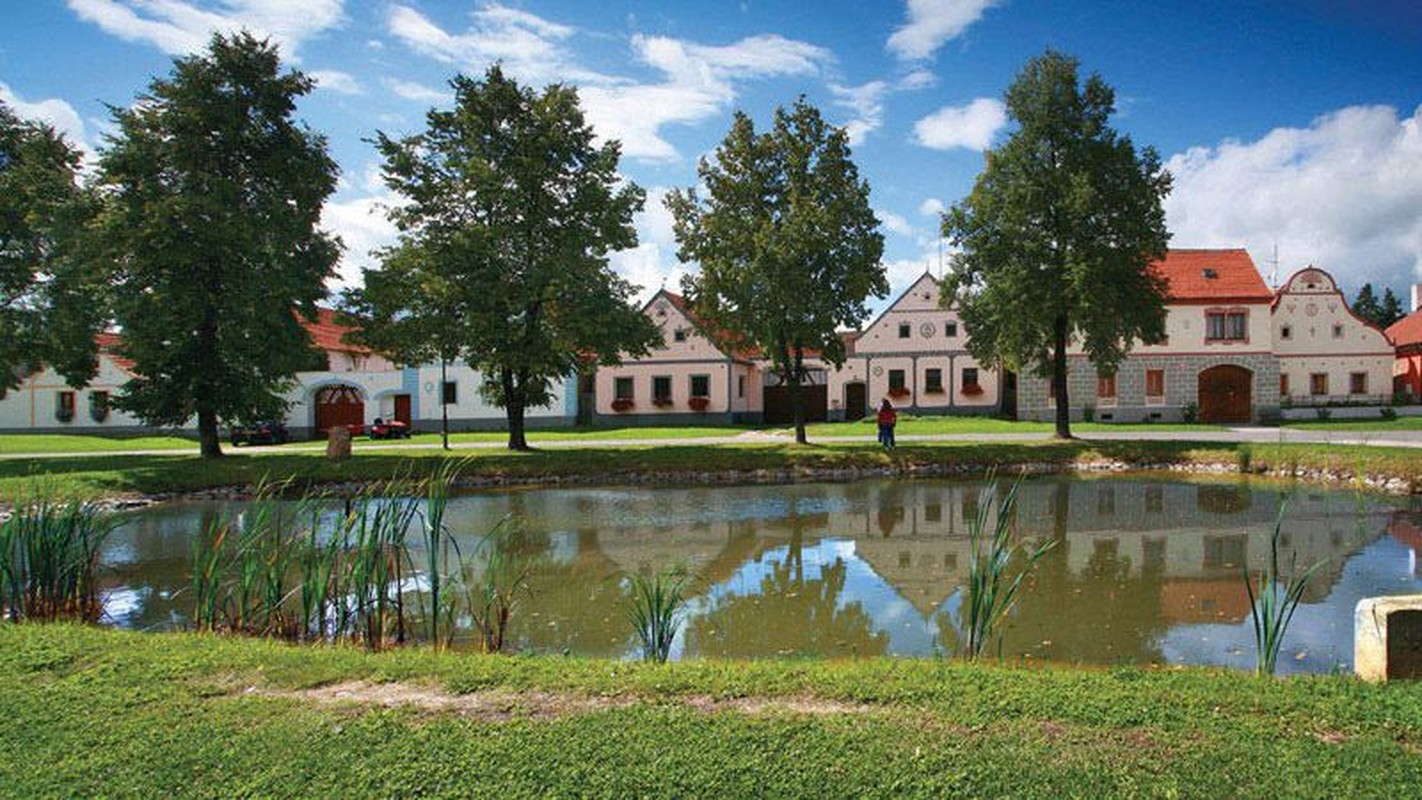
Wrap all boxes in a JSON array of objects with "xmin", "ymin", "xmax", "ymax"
[
  {"xmin": 688, "ymin": 396, "xmax": 711, "ymax": 412},
  {"xmin": 961, "ymin": 384, "xmax": 984, "ymax": 396},
  {"xmin": 611, "ymin": 398, "xmax": 635, "ymax": 412},
  {"xmin": 923, "ymin": 387, "xmax": 945, "ymax": 395},
  {"xmin": 887, "ymin": 387, "xmax": 911, "ymax": 399},
  {"xmin": 652, "ymin": 396, "xmax": 674, "ymax": 408}
]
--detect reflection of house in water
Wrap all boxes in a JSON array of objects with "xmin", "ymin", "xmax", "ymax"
[{"xmin": 1388, "ymin": 510, "xmax": 1422, "ymax": 577}]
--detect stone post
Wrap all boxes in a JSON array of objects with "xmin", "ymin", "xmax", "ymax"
[
  {"xmin": 325, "ymin": 425, "xmax": 352, "ymax": 461},
  {"xmin": 1355, "ymin": 595, "xmax": 1422, "ymax": 681}
]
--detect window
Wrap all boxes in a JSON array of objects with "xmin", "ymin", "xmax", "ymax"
[
  {"xmin": 1310, "ymin": 373, "xmax": 1328, "ymax": 396},
  {"xmin": 1144, "ymin": 485, "xmax": 1163, "ymax": 514},
  {"xmin": 1279, "ymin": 373, "xmax": 1290, "ymax": 396},
  {"xmin": 888, "ymin": 369, "xmax": 906, "ymax": 392},
  {"xmin": 924, "ymin": 503, "xmax": 942, "ymax": 522},
  {"xmin": 1097, "ymin": 487, "xmax": 1115, "ymax": 515},
  {"xmin": 737, "ymin": 375, "xmax": 745, "ymax": 398},
  {"xmin": 653, "ymin": 376, "xmax": 672, "ymax": 404},
  {"xmin": 56, "ymin": 390, "xmax": 75, "ymax": 423},
  {"xmin": 690, "ymin": 374, "xmax": 710, "ymax": 398},
  {"xmin": 1205, "ymin": 310, "xmax": 1247, "ymax": 341},
  {"xmin": 945, "ymin": 322, "xmax": 958, "ymax": 337},
  {"xmin": 673, "ymin": 328, "xmax": 687, "ymax": 343},
  {"xmin": 89, "ymin": 390, "xmax": 110, "ymax": 423},
  {"xmin": 1096, "ymin": 373, "xmax": 1117, "ymax": 399},
  {"xmin": 925, "ymin": 368, "xmax": 944, "ymax": 393},
  {"xmin": 1332, "ymin": 324, "xmax": 1344, "ymax": 339},
  {"xmin": 898, "ymin": 322, "xmax": 911, "ymax": 339},
  {"xmin": 442, "ymin": 381, "xmax": 457, "ymax": 405},
  {"xmin": 1280, "ymin": 325, "xmax": 1292, "ymax": 340},
  {"xmin": 962, "ymin": 367, "xmax": 979, "ymax": 389},
  {"xmin": 1350, "ymin": 372, "xmax": 1367, "ymax": 395},
  {"xmin": 614, "ymin": 376, "xmax": 634, "ymax": 400},
  {"xmin": 1145, "ymin": 369, "xmax": 1165, "ymax": 400},
  {"xmin": 1204, "ymin": 535, "xmax": 1247, "ymax": 569}
]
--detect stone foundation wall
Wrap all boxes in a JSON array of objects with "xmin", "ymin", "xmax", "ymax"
[{"xmin": 1018, "ymin": 353, "xmax": 1280, "ymax": 423}]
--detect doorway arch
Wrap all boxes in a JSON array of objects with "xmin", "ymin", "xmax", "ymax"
[
  {"xmin": 1198, "ymin": 365, "xmax": 1252, "ymax": 423},
  {"xmin": 314, "ymin": 384, "xmax": 365, "ymax": 434}
]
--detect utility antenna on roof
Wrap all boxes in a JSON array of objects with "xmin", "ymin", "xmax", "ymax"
[{"xmin": 1266, "ymin": 242, "xmax": 1280, "ymax": 289}]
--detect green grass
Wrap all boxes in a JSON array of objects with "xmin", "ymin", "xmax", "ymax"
[
  {"xmin": 2, "ymin": 624, "xmax": 1419, "ymax": 798},
  {"xmin": 1281, "ymin": 416, "xmax": 1422, "ymax": 431},
  {"xmin": 804, "ymin": 415, "xmax": 1225, "ymax": 437},
  {"xmin": 0, "ymin": 433, "xmax": 200, "ymax": 453},
  {"xmin": 1, "ymin": 437, "xmax": 1418, "ymax": 503}
]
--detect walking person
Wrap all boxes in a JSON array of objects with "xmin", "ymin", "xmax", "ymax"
[{"xmin": 876, "ymin": 398, "xmax": 897, "ymax": 450}]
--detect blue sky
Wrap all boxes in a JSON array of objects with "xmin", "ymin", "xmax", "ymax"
[{"xmin": 2, "ymin": 1, "xmax": 1420, "ymax": 312}]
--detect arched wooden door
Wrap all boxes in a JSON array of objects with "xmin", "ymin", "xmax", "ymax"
[
  {"xmin": 1198, "ymin": 365, "xmax": 1252, "ymax": 424},
  {"xmin": 315, "ymin": 385, "xmax": 364, "ymax": 434},
  {"xmin": 844, "ymin": 382, "xmax": 867, "ymax": 421}
]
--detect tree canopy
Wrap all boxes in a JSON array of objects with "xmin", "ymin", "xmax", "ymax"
[
  {"xmin": 0, "ymin": 102, "xmax": 103, "ymax": 397},
  {"xmin": 95, "ymin": 32, "xmax": 339, "ymax": 457},
  {"xmin": 667, "ymin": 98, "xmax": 886, "ymax": 444},
  {"xmin": 346, "ymin": 65, "xmax": 659, "ymax": 451},
  {"xmin": 942, "ymin": 50, "xmax": 1171, "ymax": 438}
]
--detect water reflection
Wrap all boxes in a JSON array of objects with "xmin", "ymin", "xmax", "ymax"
[{"xmin": 102, "ymin": 477, "xmax": 1421, "ymax": 673}]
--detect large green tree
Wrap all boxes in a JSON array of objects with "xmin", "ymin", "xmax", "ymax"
[
  {"xmin": 1352, "ymin": 283, "xmax": 1383, "ymax": 327},
  {"xmin": 95, "ymin": 32, "xmax": 339, "ymax": 457},
  {"xmin": 942, "ymin": 51, "xmax": 1171, "ymax": 439},
  {"xmin": 1379, "ymin": 287, "xmax": 1405, "ymax": 329},
  {"xmin": 667, "ymin": 98, "xmax": 886, "ymax": 444},
  {"xmin": 0, "ymin": 102, "xmax": 104, "ymax": 396},
  {"xmin": 349, "ymin": 66, "xmax": 659, "ymax": 451}
]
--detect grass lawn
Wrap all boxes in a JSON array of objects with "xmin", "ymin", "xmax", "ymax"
[
  {"xmin": 1282, "ymin": 416, "xmax": 1422, "ymax": 432},
  {"xmin": 2, "ymin": 624, "xmax": 1419, "ymax": 798},
  {"xmin": 803, "ymin": 416, "xmax": 1225, "ymax": 437},
  {"xmin": 2, "ymin": 437, "xmax": 1418, "ymax": 502},
  {"xmin": 0, "ymin": 433, "xmax": 199, "ymax": 453}
]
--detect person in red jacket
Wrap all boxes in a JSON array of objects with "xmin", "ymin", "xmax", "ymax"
[{"xmin": 876, "ymin": 398, "xmax": 897, "ymax": 449}]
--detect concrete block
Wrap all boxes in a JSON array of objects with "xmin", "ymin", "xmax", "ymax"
[{"xmin": 1355, "ymin": 595, "xmax": 1422, "ymax": 682}]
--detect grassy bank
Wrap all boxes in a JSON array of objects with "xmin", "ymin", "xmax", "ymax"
[
  {"xmin": 1, "ymin": 624, "xmax": 1418, "ymax": 797},
  {"xmin": 1, "ymin": 438, "xmax": 1418, "ymax": 503}
]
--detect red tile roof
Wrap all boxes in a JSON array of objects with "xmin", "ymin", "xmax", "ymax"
[
  {"xmin": 1387, "ymin": 309, "xmax": 1422, "ymax": 347},
  {"xmin": 300, "ymin": 307, "xmax": 371, "ymax": 355},
  {"xmin": 1151, "ymin": 249, "xmax": 1273, "ymax": 302},
  {"xmin": 94, "ymin": 332, "xmax": 135, "ymax": 373}
]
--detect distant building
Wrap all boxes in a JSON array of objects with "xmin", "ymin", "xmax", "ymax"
[
  {"xmin": 1387, "ymin": 285, "xmax": 1422, "ymax": 400},
  {"xmin": 1271, "ymin": 267, "xmax": 1394, "ymax": 408}
]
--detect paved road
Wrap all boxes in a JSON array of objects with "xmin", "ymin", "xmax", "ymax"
[{"xmin": 3, "ymin": 425, "xmax": 1421, "ymax": 460}]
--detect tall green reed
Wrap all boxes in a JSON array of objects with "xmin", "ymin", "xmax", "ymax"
[
  {"xmin": 459, "ymin": 517, "xmax": 533, "ymax": 654},
  {"xmin": 0, "ymin": 494, "xmax": 114, "ymax": 623},
  {"xmin": 1245, "ymin": 498, "xmax": 1325, "ymax": 677},
  {"xmin": 624, "ymin": 566, "xmax": 692, "ymax": 663},
  {"xmin": 956, "ymin": 473, "xmax": 1056, "ymax": 661}
]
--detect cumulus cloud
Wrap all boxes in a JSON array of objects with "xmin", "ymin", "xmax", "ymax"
[
  {"xmin": 879, "ymin": 210, "xmax": 914, "ymax": 236},
  {"xmin": 1165, "ymin": 104, "xmax": 1422, "ymax": 292},
  {"xmin": 0, "ymin": 82, "xmax": 92, "ymax": 160},
  {"xmin": 608, "ymin": 186, "xmax": 690, "ymax": 304},
  {"xmin": 387, "ymin": 3, "xmax": 609, "ymax": 86},
  {"xmin": 66, "ymin": 0, "xmax": 344, "ymax": 58},
  {"xmin": 309, "ymin": 69, "xmax": 361, "ymax": 95},
  {"xmin": 383, "ymin": 78, "xmax": 449, "ymax": 104},
  {"xmin": 888, "ymin": 0, "xmax": 999, "ymax": 61},
  {"xmin": 919, "ymin": 198, "xmax": 946, "ymax": 217},
  {"xmin": 913, "ymin": 98, "xmax": 1005, "ymax": 150},
  {"xmin": 830, "ymin": 80, "xmax": 889, "ymax": 146}
]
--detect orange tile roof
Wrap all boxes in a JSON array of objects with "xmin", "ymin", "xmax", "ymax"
[
  {"xmin": 94, "ymin": 332, "xmax": 135, "ymax": 373},
  {"xmin": 300, "ymin": 307, "xmax": 371, "ymax": 355},
  {"xmin": 1386, "ymin": 309, "xmax": 1422, "ymax": 347},
  {"xmin": 1151, "ymin": 249, "xmax": 1273, "ymax": 302}
]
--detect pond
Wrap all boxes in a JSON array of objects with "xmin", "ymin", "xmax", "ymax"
[{"xmin": 102, "ymin": 476, "xmax": 1422, "ymax": 674}]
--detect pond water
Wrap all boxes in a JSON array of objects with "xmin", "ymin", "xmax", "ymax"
[{"xmin": 102, "ymin": 476, "xmax": 1422, "ymax": 674}]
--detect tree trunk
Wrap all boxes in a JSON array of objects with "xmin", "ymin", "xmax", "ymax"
[
  {"xmin": 439, "ymin": 358, "xmax": 450, "ymax": 451},
  {"xmin": 503, "ymin": 367, "xmax": 530, "ymax": 451},
  {"xmin": 1052, "ymin": 313, "xmax": 1073, "ymax": 440},
  {"xmin": 197, "ymin": 406, "xmax": 223, "ymax": 458},
  {"xmin": 791, "ymin": 345, "xmax": 808, "ymax": 445}
]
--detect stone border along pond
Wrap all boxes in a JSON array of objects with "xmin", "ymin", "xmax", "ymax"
[{"xmin": 78, "ymin": 451, "xmax": 1419, "ymax": 516}]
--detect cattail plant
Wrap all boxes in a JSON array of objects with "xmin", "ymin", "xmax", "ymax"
[
  {"xmin": 625, "ymin": 566, "xmax": 693, "ymax": 663},
  {"xmin": 0, "ymin": 494, "xmax": 114, "ymax": 623},
  {"xmin": 1245, "ymin": 498, "xmax": 1324, "ymax": 677},
  {"xmin": 459, "ymin": 518, "xmax": 533, "ymax": 654},
  {"xmin": 956, "ymin": 473, "xmax": 1056, "ymax": 661}
]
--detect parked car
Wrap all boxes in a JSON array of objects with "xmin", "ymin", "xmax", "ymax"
[
  {"xmin": 368, "ymin": 417, "xmax": 411, "ymax": 440},
  {"xmin": 230, "ymin": 421, "xmax": 290, "ymax": 446}
]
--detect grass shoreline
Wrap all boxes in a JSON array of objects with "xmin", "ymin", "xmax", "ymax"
[
  {"xmin": 3, "ymin": 624, "xmax": 1420, "ymax": 797},
  {"xmin": 2, "ymin": 437, "xmax": 1419, "ymax": 506}
]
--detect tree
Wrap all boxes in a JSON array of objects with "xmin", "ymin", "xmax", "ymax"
[
  {"xmin": 667, "ymin": 98, "xmax": 886, "ymax": 444},
  {"xmin": 351, "ymin": 66, "xmax": 659, "ymax": 451},
  {"xmin": 942, "ymin": 50, "xmax": 1171, "ymax": 439},
  {"xmin": 1380, "ymin": 288, "xmax": 1405, "ymax": 328},
  {"xmin": 95, "ymin": 32, "xmax": 339, "ymax": 457},
  {"xmin": 1352, "ymin": 283, "xmax": 1383, "ymax": 327},
  {"xmin": 0, "ymin": 102, "xmax": 104, "ymax": 397}
]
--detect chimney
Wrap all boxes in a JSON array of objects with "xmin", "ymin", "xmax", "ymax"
[{"xmin": 1414, "ymin": 283, "xmax": 1422, "ymax": 313}]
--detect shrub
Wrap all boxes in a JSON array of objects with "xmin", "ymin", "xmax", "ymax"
[
  {"xmin": 1181, "ymin": 402, "xmax": 1199, "ymax": 424},
  {"xmin": 1380, "ymin": 407, "xmax": 1397, "ymax": 421},
  {"xmin": 1314, "ymin": 407, "xmax": 1331, "ymax": 421}
]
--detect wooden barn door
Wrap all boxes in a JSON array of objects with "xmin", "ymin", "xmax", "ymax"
[
  {"xmin": 1198, "ymin": 366, "xmax": 1252, "ymax": 424},
  {"xmin": 315, "ymin": 385, "xmax": 364, "ymax": 434}
]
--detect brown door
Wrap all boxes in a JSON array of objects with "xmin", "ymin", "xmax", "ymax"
[
  {"xmin": 315, "ymin": 385, "xmax": 364, "ymax": 434},
  {"xmin": 763, "ymin": 384, "xmax": 828, "ymax": 424},
  {"xmin": 393, "ymin": 394, "xmax": 412, "ymax": 425},
  {"xmin": 844, "ymin": 382, "xmax": 867, "ymax": 421},
  {"xmin": 1198, "ymin": 365, "xmax": 1252, "ymax": 423}
]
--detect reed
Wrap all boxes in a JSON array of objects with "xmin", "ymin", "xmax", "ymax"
[
  {"xmin": 624, "ymin": 566, "xmax": 692, "ymax": 663},
  {"xmin": 0, "ymin": 495, "xmax": 114, "ymax": 623},
  {"xmin": 956, "ymin": 473, "xmax": 1056, "ymax": 661},
  {"xmin": 418, "ymin": 459, "xmax": 466, "ymax": 648},
  {"xmin": 1244, "ymin": 498, "xmax": 1324, "ymax": 677},
  {"xmin": 459, "ymin": 517, "xmax": 533, "ymax": 654}
]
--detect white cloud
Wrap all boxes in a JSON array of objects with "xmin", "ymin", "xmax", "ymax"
[
  {"xmin": 879, "ymin": 210, "xmax": 914, "ymax": 236},
  {"xmin": 322, "ymin": 193, "xmax": 397, "ymax": 289},
  {"xmin": 1165, "ymin": 104, "xmax": 1422, "ymax": 292},
  {"xmin": 609, "ymin": 186, "xmax": 688, "ymax": 304},
  {"xmin": 888, "ymin": 0, "xmax": 999, "ymax": 61},
  {"xmin": 383, "ymin": 78, "xmax": 449, "ymax": 104},
  {"xmin": 899, "ymin": 68, "xmax": 937, "ymax": 91},
  {"xmin": 0, "ymin": 82, "xmax": 92, "ymax": 160},
  {"xmin": 387, "ymin": 3, "xmax": 608, "ymax": 86},
  {"xmin": 309, "ymin": 69, "xmax": 361, "ymax": 95},
  {"xmin": 918, "ymin": 198, "xmax": 946, "ymax": 217},
  {"xmin": 66, "ymin": 0, "xmax": 344, "ymax": 58},
  {"xmin": 830, "ymin": 80, "xmax": 888, "ymax": 146},
  {"xmin": 913, "ymin": 98, "xmax": 1005, "ymax": 150}
]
